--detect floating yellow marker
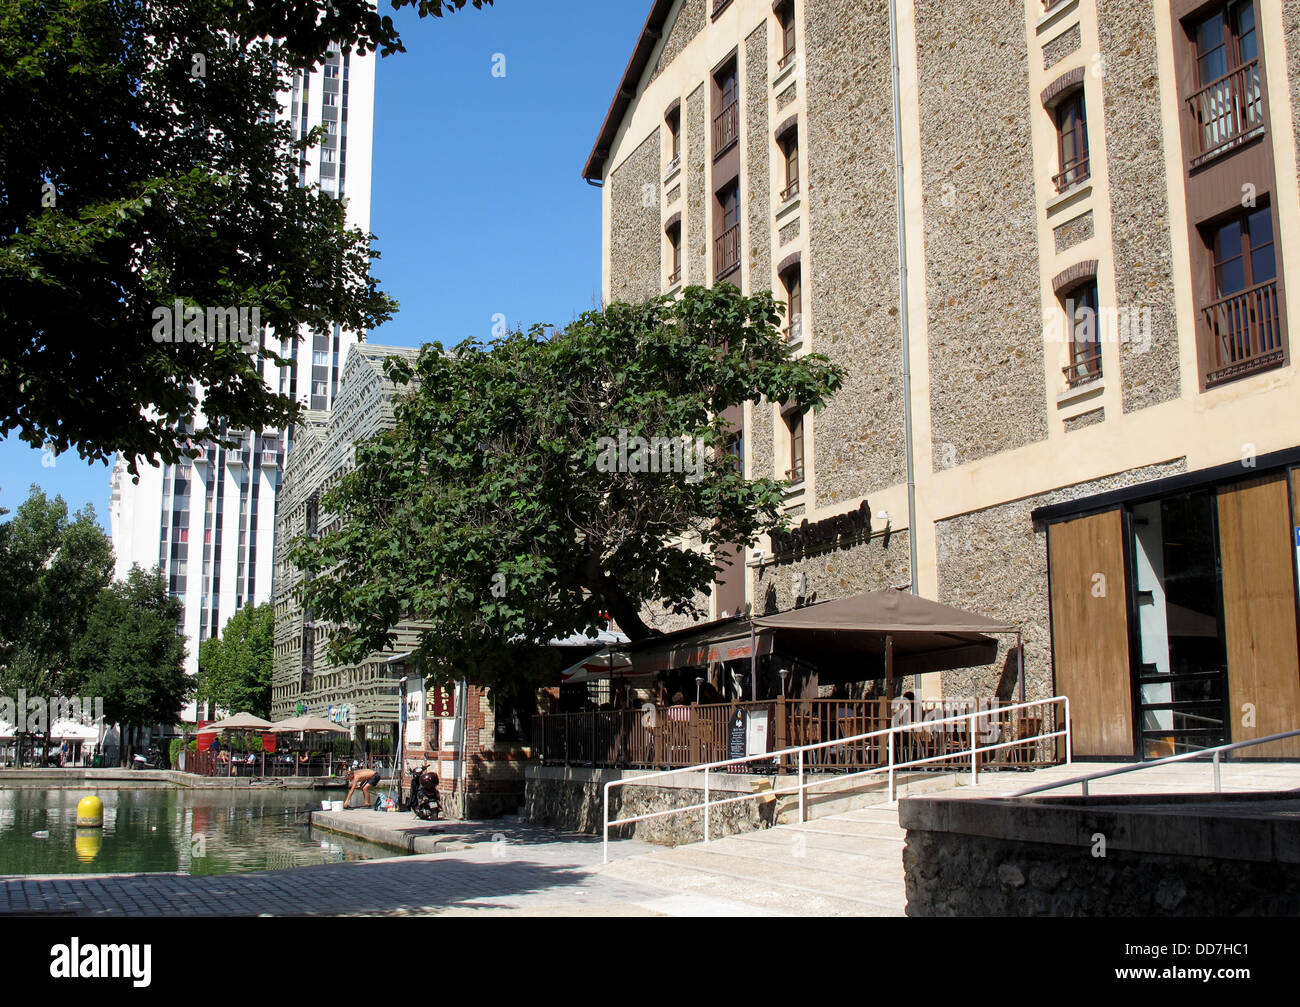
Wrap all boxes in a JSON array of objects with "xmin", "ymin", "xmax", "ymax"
[
  {"xmin": 76, "ymin": 795, "xmax": 104, "ymax": 828},
  {"xmin": 74, "ymin": 830, "xmax": 102, "ymax": 863}
]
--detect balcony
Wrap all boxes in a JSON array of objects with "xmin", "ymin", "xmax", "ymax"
[
  {"xmin": 777, "ymin": 48, "xmax": 796, "ymax": 72},
  {"xmin": 714, "ymin": 223, "xmax": 740, "ymax": 280},
  {"xmin": 785, "ymin": 463, "xmax": 805, "ymax": 484},
  {"xmin": 1187, "ymin": 59, "xmax": 1264, "ymax": 168},
  {"xmin": 1062, "ymin": 349, "xmax": 1102, "ymax": 389},
  {"xmin": 665, "ymin": 154, "xmax": 680, "ymax": 177},
  {"xmin": 780, "ymin": 177, "xmax": 800, "ymax": 203},
  {"xmin": 667, "ymin": 267, "xmax": 681, "ymax": 287},
  {"xmin": 1203, "ymin": 279, "xmax": 1283, "ymax": 387},
  {"xmin": 713, "ymin": 101, "xmax": 739, "ymax": 157}
]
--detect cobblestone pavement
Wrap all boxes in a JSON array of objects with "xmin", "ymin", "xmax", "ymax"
[{"xmin": 0, "ymin": 820, "xmax": 757, "ymax": 917}]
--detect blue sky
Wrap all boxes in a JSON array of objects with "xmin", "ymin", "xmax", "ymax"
[{"xmin": 0, "ymin": 0, "xmax": 646, "ymax": 529}]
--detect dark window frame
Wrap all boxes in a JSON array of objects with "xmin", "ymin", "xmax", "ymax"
[
  {"xmin": 1053, "ymin": 88, "xmax": 1090, "ymax": 193},
  {"xmin": 1060, "ymin": 277, "xmax": 1102, "ymax": 388}
]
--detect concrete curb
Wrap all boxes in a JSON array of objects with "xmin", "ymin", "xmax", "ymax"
[{"xmin": 310, "ymin": 810, "xmax": 475, "ymax": 855}]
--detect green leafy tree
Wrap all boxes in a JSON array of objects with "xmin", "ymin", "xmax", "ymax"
[
  {"xmin": 196, "ymin": 601, "xmax": 274, "ymax": 717},
  {"xmin": 71, "ymin": 566, "xmax": 192, "ymax": 731},
  {"xmin": 0, "ymin": 486, "xmax": 115, "ymax": 698},
  {"xmin": 292, "ymin": 285, "xmax": 845, "ymax": 692},
  {"xmin": 0, "ymin": 0, "xmax": 399, "ymax": 470}
]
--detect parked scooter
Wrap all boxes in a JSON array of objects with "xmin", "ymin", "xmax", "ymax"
[
  {"xmin": 405, "ymin": 763, "xmax": 441, "ymax": 820},
  {"xmin": 132, "ymin": 747, "xmax": 164, "ymax": 770}
]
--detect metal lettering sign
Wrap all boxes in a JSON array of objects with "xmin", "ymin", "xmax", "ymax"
[{"xmin": 428, "ymin": 688, "xmax": 455, "ymax": 719}]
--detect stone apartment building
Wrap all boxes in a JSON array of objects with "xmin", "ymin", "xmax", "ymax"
[{"xmin": 586, "ymin": 0, "xmax": 1300, "ymax": 760}]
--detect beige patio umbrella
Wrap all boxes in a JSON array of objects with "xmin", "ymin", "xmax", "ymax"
[
  {"xmin": 202, "ymin": 712, "xmax": 275, "ymax": 776},
  {"xmin": 269, "ymin": 715, "xmax": 349, "ymax": 776}
]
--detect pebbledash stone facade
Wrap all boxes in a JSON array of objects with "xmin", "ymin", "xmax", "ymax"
[{"xmin": 585, "ymin": 0, "xmax": 1300, "ymax": 733}]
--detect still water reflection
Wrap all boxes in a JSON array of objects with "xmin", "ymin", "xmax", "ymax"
[{"xmin": 0, "ymin": 786, "xmax": 394, "ymax": 876}]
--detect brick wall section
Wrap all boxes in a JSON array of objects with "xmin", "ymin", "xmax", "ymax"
[
  {"xmin": 1098, "ymin": 0, "xmax": 1181, "ymax": 412},
  {"xmin": 1286, "ymin": 4, "xmax": 1300, "ymax": 180},
  {"xmin": 1043, "ymin": 23, "xmax": 1081, "ymax": 70},
  {"xmin": 686, "ymin": 84, "xmax": 707, "ymax": 284},
  {"xmin": 649, "ymin": 0, "xmax": 705, "ymax": 84},
  {"xmin": 746, "ymin": 23, "xmax": 770, "ymax": 292},
  {"xmin": 935, "ymin": 460, "xmax": 1185, "ymax": 702},
  {"xmin": 917, "ymin": 0, "xmax": 1047, "ymax": 471},
  {"xmin": 804, "ymin": 0, "xmax": 906, "ymax": 506},
  {"xmin": 609, "ymin": 129, "xmax": 662, "ymax": 304}
]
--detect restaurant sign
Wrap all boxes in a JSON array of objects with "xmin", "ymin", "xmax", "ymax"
[{"xmin": 769, "ymin": 499, "xmax": 871, "ymax": 559}]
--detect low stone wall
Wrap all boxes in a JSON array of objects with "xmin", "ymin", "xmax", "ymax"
[
  {"xmin": 525, "ymin": 765, "xmax": 776, "ymax": 845},
  {"xmin": 901, "ymin": 792, "xmax": 1300, "ymax": 916}
]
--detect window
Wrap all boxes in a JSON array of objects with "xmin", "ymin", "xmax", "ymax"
[
  {"xmin": 667, "ymin": 223, "xmax": 681, "ymax": 286},
  {"xmin": 713, "ymin": 59, "xmax": 739, "ymax": 155},
  {"xmin": 780, "ymin": 131, "xmax": 799, "ymax": 201},
  {"xmin": 782, "ymin": 265, "xmax": 802, "ymax": 342},
  {"xmin": 714, "ymin": 183, "xmax": 740, "ymax": 279},
  {"xmin": 725, "ymin": 430, "xmax": 744, "ymax": 475},
  {"xmin": 1201, "ymin": 204, "xmax": 1282, "ymax": 385},
  {"xmin": 1186, "ymin": 0, "xmax": 1263, "ymax": 165},
  {"xmin": 777, "ymin": 1, "xmax": 796, "ymax": 70},
  {"xmin": 782, "ymin": 403, "xmax": 804, "ymax": 484},
  {"xmin": 1053, "ymin": 90, "xmax": 1089, "ymax": 192},
  {"xmin": 1061, "ymin": 279, "xmax": 1101, "ymax": 388},
  {"xmin": 666, "ymin": 107, "xmax": 681, "ymax": 174}
]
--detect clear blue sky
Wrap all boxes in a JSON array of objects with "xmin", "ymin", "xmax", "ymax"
[{"xmin": 0, "ymin": 0, "xmax": 646, "ymax": 530}]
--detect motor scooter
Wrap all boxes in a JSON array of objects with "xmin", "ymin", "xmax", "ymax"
[
  {"xmin": 406, "ymin": 763, "xmax": 441, "ymax": 820},
  {"xmin": 132, "ymin": 746, "xmax": 164, "ymax": 770}
]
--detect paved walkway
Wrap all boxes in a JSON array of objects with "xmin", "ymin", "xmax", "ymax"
[{"xmin": 3, "ymin": 761, "xmax": 1297, "ymax": 916}]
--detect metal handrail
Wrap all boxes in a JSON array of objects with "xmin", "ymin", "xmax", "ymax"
[
  {"xmin": 1008, "ymin": 727, "xmax": 1300, "ymax": 798},
  {"xmin": 602, "ymin": 695, "xmax": 1070, "ymax": 862}
]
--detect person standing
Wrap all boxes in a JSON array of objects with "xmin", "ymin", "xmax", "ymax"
[{"xmin": 344, "ymin": 764, "xmax": 381, "ymax": 809}]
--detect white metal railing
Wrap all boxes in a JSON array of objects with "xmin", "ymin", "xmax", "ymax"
[
  {"xmin": 1008, "ymin": 728, "xmax": 1300, "ymax": 798},
  {"xmin": 601, "ymin": 695, "xmax": 1070, "ymax": 862}
]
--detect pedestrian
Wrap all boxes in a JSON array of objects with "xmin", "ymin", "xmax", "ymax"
[{"xmin": 344, "ymin": 763, "xmax": 381, "ymax": 809}]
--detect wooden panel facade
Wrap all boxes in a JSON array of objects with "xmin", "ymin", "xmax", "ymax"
[
  {"xmin": 1048, "ymin": 509, "xmax": 1134, "ymax": 757},
  {"xmin": 1217, "ymin": 474, "xmax": 1300, "ymax": 757}
]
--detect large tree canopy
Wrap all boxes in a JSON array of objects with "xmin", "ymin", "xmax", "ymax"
[
  {"xmin": 292, "ymin": 285, "xmax": 845, "ymax": 692},
  {"xmin": 70, "ymin": 566, "xmax": 191, "ymax": 730},
  {"xmin": 197, "ymin": 601, "xmax": 274, "ymax": 718},
  {"xmin": 0, "ymin": 0, "xmax": 403, "ymax": 470},
  {"xmin": 0, "ymin": 487, "xmax": 115, "ymax": 697}
]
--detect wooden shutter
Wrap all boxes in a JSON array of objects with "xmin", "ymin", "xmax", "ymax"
[
  {"xmin": 1048, "ymin": 509, "xmax": 1134, "ymax": 756},
  {"xmin": 1217, "ymin": 474, "xmax": 1300, "ymax": 758}
]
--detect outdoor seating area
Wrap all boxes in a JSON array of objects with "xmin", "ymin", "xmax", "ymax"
[{"xmin": 531, "ymin": 696, "xmax": 1063, "ymax": 773}]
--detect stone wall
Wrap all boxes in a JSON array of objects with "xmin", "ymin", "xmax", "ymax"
[
  {"xmin": 804, "ymin": 0, "xmax": 905, "ymax": 505},
  {"xmin": 752, "ymin": 530, "xmax": 911, "ymax": 615},
  {"xmin": 1053, "ymin": 210, "xmax": 1094, "ymax": 254},
  {"xmin": 525, "ymin": 766, "xmax": 773, "ymax": 843},
  {"xmin": 686, "ymin": 84, "xmax": 707, "ymax": 284},
  {"xmin": 935, "ymin": 460, "xmax": 1186, "ymax": 700},
  {"xmin": 902, "ymin": 792, "xmax": 1300, "ymax": 916},
  {"xmin": 1286, "ymin": 1, "xmax": 1300, "ymax": 180},
  {"xmin": 609, "ymin": 129, "xmax": 662, "ymax": 304},
  {"xmin": 649, "ymin": 0, "xmax": 705, "ymax": 85},
  {"xmin": 917, "ymin": 0, "xmax": 1046, "ymax": 470},
  {"xmin": 745, "ymin": 23, "xmax": 770, "ymax": 293},
  {"xmin": 1043, "ymin": 23, "xmax": 1081, "ymax": 70},
  {"xmin": 1098, "ymin": 0, "xmax": 1181, "ymax": 412}
]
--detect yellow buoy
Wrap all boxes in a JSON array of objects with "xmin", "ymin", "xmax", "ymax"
[
  {"xmin": 76, "ymin": 795, "xmax": 104, "ymax": 828},
  {"xmin": 74, "ymin": 829, "xmax": 102, "ymax": 863}
]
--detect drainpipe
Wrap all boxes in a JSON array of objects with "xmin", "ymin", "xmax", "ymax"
[
  {"xmin": 890, "ymin": 0, "xmax": 922, "ymax": 692},
  {"xmin": 454, "ymin": 678, "xmax": 468, "ymax": 819}
]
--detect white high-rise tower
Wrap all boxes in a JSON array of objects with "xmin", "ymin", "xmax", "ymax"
[{"xmin": 110, "ymin": 44, "xmax": 376, "ymax": 719}]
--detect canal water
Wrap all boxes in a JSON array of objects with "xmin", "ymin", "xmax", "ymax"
[{"xmin": 0, "ymin": 786, "xmax": 398, "ymax": 876}]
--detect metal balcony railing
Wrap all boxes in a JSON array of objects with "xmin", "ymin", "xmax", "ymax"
[
  {"xmin": 1203, "ymin": 278, "xmax": 1283, "ymax": 386},
  {"xmin": 1187, "ymin": 59, "xmax": 1264, "ymax": 167},
  {"xmin": 780, "ymin": 176, "xmax": 800, "ymax": 202},
  {"xmin": 1062, "ymin": 348, "xmax": 1102, "ymax": 388},
  {"xmin": 714, "ymin": 222, "xmax": 740, "ymax": 279},
  {"xmin": 777, "ymin": 48, "xmax": 796, "ymax": 72},
  {"xmin": 713, "ymin": 101, "xmax": 739, "ymax": 156}
]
